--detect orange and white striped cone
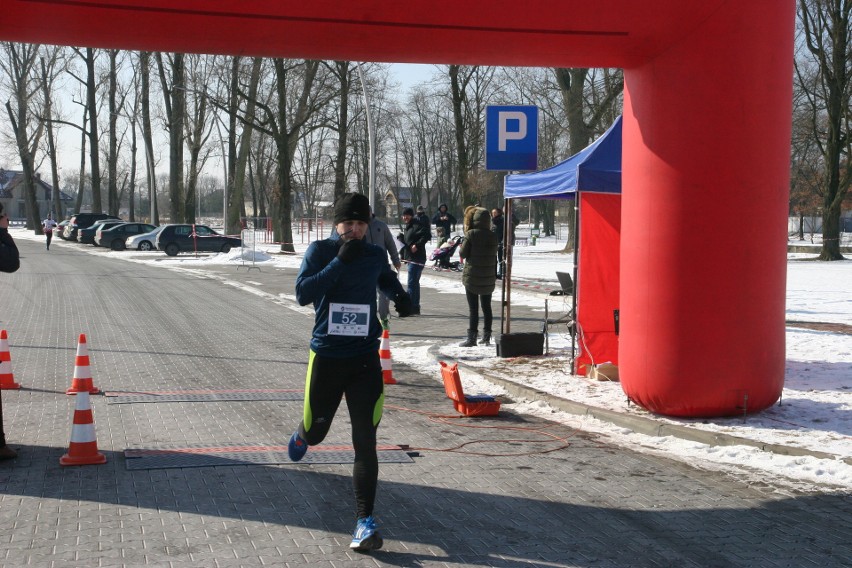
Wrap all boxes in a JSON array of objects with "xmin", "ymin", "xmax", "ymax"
[
  {"xmin": 379, "ymin": 328, "xmax": 397, "ymax": 385},
  {"xmin": 60, "ymin": 390, "xmax": 107, "ymax": 466},
  {"xmin": 66, "ymin": 334, "xmax": 100, "ymax": 395},
  {"xmin": 0, "ymin": 330, "xmax": 21, "ymax": 390}
]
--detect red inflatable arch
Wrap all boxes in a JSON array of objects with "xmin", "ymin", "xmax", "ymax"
[{"xmin": 0, "ymin": 1, "xmax": 796, "ymax": 417}]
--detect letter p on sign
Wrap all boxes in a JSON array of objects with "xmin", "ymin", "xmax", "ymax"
[
  {"xmin": 498, "ymin": 111, "xmax": 526, "ymax": 151},
  {"xmin": 486, "ymin": 105, "xmax": 538, "ymax": 171}
]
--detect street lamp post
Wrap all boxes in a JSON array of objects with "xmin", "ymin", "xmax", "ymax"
[{"xmin": 356, "ymin": 62, "xmax": 376, "ymax": 211}]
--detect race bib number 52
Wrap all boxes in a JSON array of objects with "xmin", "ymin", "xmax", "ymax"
[{"xmin": 328, "ymin": 303, "xmax": 370, "ymax": 336}]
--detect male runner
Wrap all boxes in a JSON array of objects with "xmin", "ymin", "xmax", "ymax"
[{"xmin": 290, "ymin": 192, "xmax": 412, "ymax": 551}]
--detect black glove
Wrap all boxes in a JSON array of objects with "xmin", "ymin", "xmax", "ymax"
[
  {"xmin": 337, "ymin": 239, "xmax": 364, "ymax": 264},
  {"xmin": 393, "ymin": 292, "xmax": 413, "ymax": 317},
  {"xmin": 397, "ymin": 233, "xmax": 405, "ymax": 242}
]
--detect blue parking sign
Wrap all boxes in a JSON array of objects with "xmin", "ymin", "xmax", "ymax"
[{"xmin": 486, "ymin": 105, "xmax": 538, "ymax": 171}]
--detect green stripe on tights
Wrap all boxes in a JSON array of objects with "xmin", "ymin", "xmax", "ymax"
[{"xmin": 302, "ymin": 350, "xmax": 315, "ymax": 431}]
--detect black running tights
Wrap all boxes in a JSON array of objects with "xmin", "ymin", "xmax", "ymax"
[{"xmin": 297, "ymin": 350, "xmax": 384, "ymax": 519}]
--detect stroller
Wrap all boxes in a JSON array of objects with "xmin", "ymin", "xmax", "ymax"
[{"xmin": 430, "ymin": 235, "xmax": 464, "ymax": 270}]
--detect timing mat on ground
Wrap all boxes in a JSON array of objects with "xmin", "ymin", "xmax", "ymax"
[
  {"xmin": 124, "ymin": 443, "xmax": 415, "ymax": 470},
  {"xmin": 105, "ymin": 389, "xmax": 303, "ymax": 403}
]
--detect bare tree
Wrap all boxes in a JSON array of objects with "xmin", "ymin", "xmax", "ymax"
[
  {"xmin": 447, "ymin": 65, "xmax": 495, "ymax": 207},
  {"xmin": 1, "ymin": 42, "xmax": 45, "ymax": 229},
  {"xmin": 139, "ymin": 52, "xmax": 159, "ymax": 224},
  {"xmin": 230, "ymin": 57, "xmax": 263, "ymax": 231},
  {"xmin": 548, "ymin": 67, "xmax": 624, "ymax": 240},
  {"xmin": 106, "ymin": 50, "xmax": 131, "ymax": 216},
  {"xmin": 797, "ymin": 0, "xmax": 851, "ymax": 260},
  {"xmin": 79, "ymin": 48, "xmax": 103, "ymax": 213},
  {"xmin": 125, "ymin": 54, "xmax": 145, "ymax": 221},
  {"xmin": 127, "ymin": 105, "xmax": 139, "ymax": 221},
  {"xmin": 791, "ymin": 51, "xmax": 828, "ymax": 240},
  {"xmin": 391, "ymin": 87, "xmax": 450, "ymax": 214},
  {"xmin": 74, "ymin": 105, "xmax": 87, "ymax": 214},
  {"xmin": 248, "ymin": 131, "xmax": 276, "ymax": 220},
  {"xmin": 207, "ymin": 56, "xmax": 263, "ymax": 234},
  {"xmin": 327, "ymin": 60, "xmax": 353, "ymax": 203},
  {"xmin": 39, "ymin": 48, "xmax": 66, "ymax": 220},
  {"xmin": 293, "ymin": 118, "xmax": 334, "ymax": 220},
  {"xmin": 183, "ymin": 54, "xmax": 218, "ymax": 223},
  {"xmin": 156, "ymin": 52, "xmax": 186, "ymax": 222},
  {"xmin": 240, "ymin": 59, "xmax": 330, "ymax": 252}
]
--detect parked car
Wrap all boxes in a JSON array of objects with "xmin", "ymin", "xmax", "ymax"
[
  {"xmin": 63, "ymin": 213, "xmax": 120, "ymax": 241},
  {"xmin": 155, "ymin": 224, "xmax": 241, "ymax": 257},
  {"xmin": 55, "ymin": 220, "xmax": 71, "ymax": 240},
  {"xmin": 95, "ymin": 222, "xmax": 157, "ymax": 250},
  {"xmin": 125, "ymin": 225, "xmax": 166, "ymax": 251},
  {"xmin": 78, "ymin": 219, "xmax": 125, "ymax": 245}
]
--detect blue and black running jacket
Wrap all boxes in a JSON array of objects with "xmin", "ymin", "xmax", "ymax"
[{"xmin": 296, "ymin": 234, "xmax": 405, "ymax": 358}]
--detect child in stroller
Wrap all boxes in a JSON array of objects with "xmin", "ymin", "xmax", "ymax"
[{"xmin": 430, "ymin": 234, "xmax": 464, "ymax": 270}]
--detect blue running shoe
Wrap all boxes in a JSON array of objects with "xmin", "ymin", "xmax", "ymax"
[
  {"xmin": 287, "ymin": 431, "xmax": 308, "ymax": 462},
  {"xmin": 349, "ymin": 516, "xmax": 383, "ymax": 551}
]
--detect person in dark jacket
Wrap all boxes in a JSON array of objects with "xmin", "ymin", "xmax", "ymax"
[
  {"xmin": 398, "ymin": 207, "xmax": 430, "ymax": 315},
  {"xmin": 459, "ymin": 206, "xmax": 498, "ymax": 346},
  {"xmin": 431, "ymin": 204, "xmax": 457, "ymax": 244},
  {"xmin": 289, "ymin": 193, "xmax": 412, "ymax": 552},
  {"xmin": 415, "ymin": 205, "xmax": 432, "ymax": 241},
  {"xmin": 0, "ymin": 203, "xmax": 20, "ymax": 460}
]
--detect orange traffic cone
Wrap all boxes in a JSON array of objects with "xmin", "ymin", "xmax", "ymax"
[
  {"xmin": 0, "ymin": 330, "xmax": 21, "ymax": 389},
  {"xmin": 60, "ymin": 390, "xmax": 107, "ymax": 466},
  {"xmin": 379, "ymin": 328, "xmax": 397, "ymax": 385},
  {"xmin": 67, "ymin": 334, "xmax": 99, "ymax": 395}
]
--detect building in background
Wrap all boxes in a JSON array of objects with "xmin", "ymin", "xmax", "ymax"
[{"xmin": 0, "ymin": 169, "xmax": 74, "ymax": 221}]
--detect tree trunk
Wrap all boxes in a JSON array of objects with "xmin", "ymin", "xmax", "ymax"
[
  {"xmin": 449, "ymin": 65, "xmax": 472, "ymax": 205},
  {"xmin": 819, "ymin": 203, "xmax": 843, "ymax": 260},
  {"xmin": 107, "ymin": 50, "xmax": 119, "ymax": 216},
  {"xmin": 333, "ymin": 60, "xmax": 350, "ymax": 203},
  {"xmin": 85, "ymin": 48, "xmax": 103, "ymax": 213},
  {"xmin": 74, "ymin": 105, "xmax": 87, "ymax": 215},
  {"xmin": 157, "ymin": 52, "xmax": 186, "ymax": 223},
  {"xmin": 129, "ymin": 117, "xmax": 138, "ymax": 221},
  {"xmin": 40, "ymin": 56, "xmax": 63, "ymax": 221},
  {"xmin": 225, "ymin": 56, "xmax": 240, "ymax": 234},
  {"xmin": 140, "ymin": 52, "xmax": 158, "ymax": 224},
  {"xmin": 554, "ymin": 68, "xmax": 590, "ymax": 251},
  {"xmin": 275, "ymin": 59, "xmax": 319, "ymax": 253},
  {"xmin": 799, "ymin": 0, "xmax": 850, "ymax": 261},
  {"xmin": 184, "ymin": 88, "xmax": 207, "ymax": 224},
  {"xmin": 229, "ymin": 57, "xmax": 262, "ymax": 233}
]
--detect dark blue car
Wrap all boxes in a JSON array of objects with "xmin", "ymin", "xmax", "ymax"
[{"xmin": 155, "ymin": 224, "xmax": 241, "ymax": 257}]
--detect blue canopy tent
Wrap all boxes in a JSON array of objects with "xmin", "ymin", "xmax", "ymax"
[
  {"xmin": 504, "ymin": 115, "xmax": 622, "ymax": 199},
  {"xmin": 503, "ymin": 116, "xmax": 622, "ymax": 374}
]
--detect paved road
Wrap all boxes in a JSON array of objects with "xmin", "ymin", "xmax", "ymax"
[{"xmin": 0, "ymin": 237, "xmax": 849, "ymax": 567}]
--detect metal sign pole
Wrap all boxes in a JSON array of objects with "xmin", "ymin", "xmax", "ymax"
[
  {"xmin": 356, "ymin": 62, "xmax": 376, "ymax": 211},
  {"xmin": 570, "ymin": 196, "xmax": 580, "ymax": 373},
  {"xmin": 504, "ymin": 197, "xmax": 514, "ymax": 335}
]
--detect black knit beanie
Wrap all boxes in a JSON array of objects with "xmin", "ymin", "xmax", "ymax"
[{"xmin": 333, "ymin": 193, "xmax": 371, "ymax": 224}]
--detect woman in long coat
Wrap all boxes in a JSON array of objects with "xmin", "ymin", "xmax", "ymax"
[{"xmin": 458, "ymin": 206, "xmax": 498, "ymax": 346}]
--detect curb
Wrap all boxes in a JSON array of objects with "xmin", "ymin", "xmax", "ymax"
[
  {"xmin": 426, "ymin": 345, "xmax": 852, "ymax": 467},
  {"xmin": 787, "ymin": 244, "xmax": 852, "ymax": 253}
]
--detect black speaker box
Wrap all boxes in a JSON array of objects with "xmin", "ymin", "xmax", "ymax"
[{"xmin": 496, "ymin": 332, "xmax": 544, "ymax": 358}]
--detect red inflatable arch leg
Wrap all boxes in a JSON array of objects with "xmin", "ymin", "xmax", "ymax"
[{"xmin": 619, "ymin": 3, "xmax": 795, "ymax": 416}]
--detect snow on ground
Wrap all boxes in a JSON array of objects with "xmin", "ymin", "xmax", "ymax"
[{"xmin": 13, "ymin": 227, "xmax": 852, "ymax": 491}]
